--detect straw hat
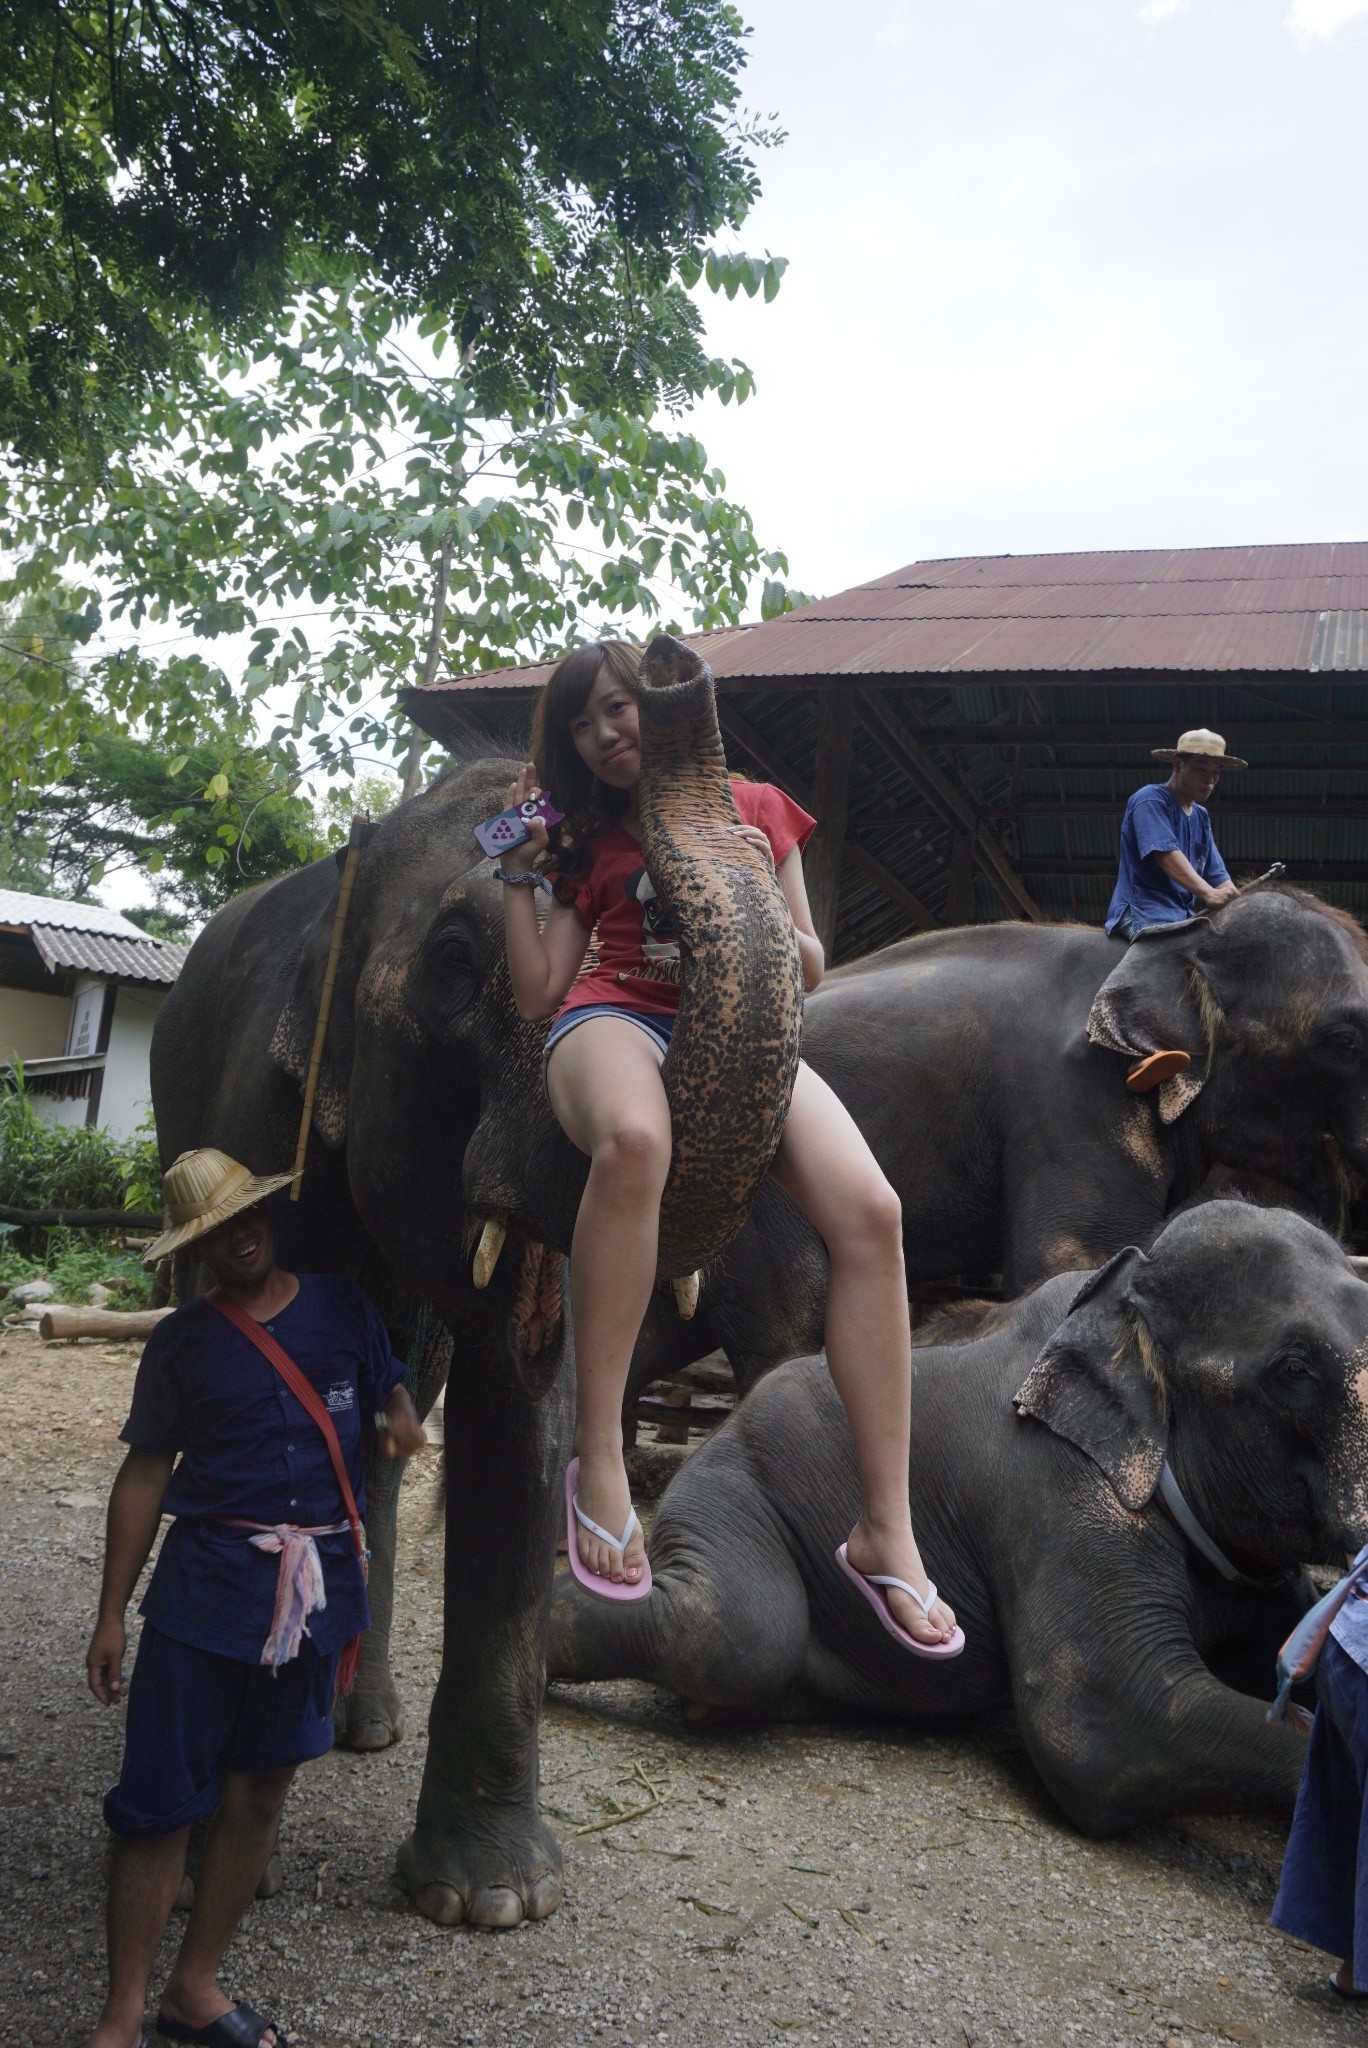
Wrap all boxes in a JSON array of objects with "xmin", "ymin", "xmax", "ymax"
[
  {"xmin": 142, "ymin": 1148, "xmax": 300, "ymax": 1268},
  {"xmin": 1151, "ymin": 727, "xmax": 1247, "ymax": 769}
]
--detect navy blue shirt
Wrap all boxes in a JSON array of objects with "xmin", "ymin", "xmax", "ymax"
[
  {"xmin": 121, "ymin": 1275, "xmax": 406, "ymax": 1663},
  {"xmin": 1104, "ymin": 782, "xmax": 1231, "ymax": 934}
]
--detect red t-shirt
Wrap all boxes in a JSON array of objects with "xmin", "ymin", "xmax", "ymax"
[{"xmin": 556, "ymin": 780, "xmax": 816, "ymax": 1021}]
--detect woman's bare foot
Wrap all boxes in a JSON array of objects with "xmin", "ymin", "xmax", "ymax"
[
  {"xmin": 572, "ymin": 1443, "xmax": 648, "ymax": 1585},
  {"xmin": 844, "ymin": 1516, "xmax": 957, "ymax": 1645}
]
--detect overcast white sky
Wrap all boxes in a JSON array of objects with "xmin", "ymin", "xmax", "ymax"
[{"xmin": 687, "ymin": 0, "xmax": 1368, "ymax": 598}]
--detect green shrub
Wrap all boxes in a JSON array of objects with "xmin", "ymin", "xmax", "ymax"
[
  {"xmin": 0, "ymin": 1067, "xmax": 161, "ymax": 1212},
  {"xmin": 0, "ymin": 1227, "xmax": 153, "ymax": 1307}
]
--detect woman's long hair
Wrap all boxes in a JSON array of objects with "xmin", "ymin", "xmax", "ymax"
[{"xmin": 529, "ymin": 640, "xmax": 640, "ymax": 906}]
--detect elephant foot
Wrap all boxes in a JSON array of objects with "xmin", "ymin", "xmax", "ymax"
[
  {"xmin": 332, "ymin": 1669, "xmax": 406, "ymax": 1752},
  {"xmin": 396, "ymin": 1809, "xmax": 563, "ymax": 1929}
]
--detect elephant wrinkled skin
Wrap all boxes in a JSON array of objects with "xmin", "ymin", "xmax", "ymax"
[{"xmin": 552, "ymin": 1203, "xmax": 1368, "ymax": 1834}]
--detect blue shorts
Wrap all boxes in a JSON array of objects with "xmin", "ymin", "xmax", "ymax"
[
  {"xmin": 543, "ymin": 1003, "xmax": 675, "ymax": 1099},
  {"xmin": 104, "ymin": 1622, "xmax": 339, "ymax": 1839},
  {"xmin": 1271, "ymin": 1637, "xmax": 1368, "ymax": 1982}
]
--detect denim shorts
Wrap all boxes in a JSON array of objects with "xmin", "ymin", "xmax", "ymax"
[
  {"xmin": 104, "ymin": 1622, "xmax": 339, "ymax": 1839},
  {"xmin": 543, "ymin": 1003, "xmax": 675, "ymax": 1099}
]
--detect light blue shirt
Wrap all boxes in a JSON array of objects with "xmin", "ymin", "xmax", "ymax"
[
  {"xmin": 1330, "ymin": 1544, "xmax": 1368, "ymax": 1677},
  {"xmin": 1104, "ymin": 783, "xmax": 1230, "ymax": 934}
]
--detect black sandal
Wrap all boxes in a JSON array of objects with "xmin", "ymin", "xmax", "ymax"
[{"xmin": 156, "ymin": 2001, "xmax": 286, "ymax": 2046}]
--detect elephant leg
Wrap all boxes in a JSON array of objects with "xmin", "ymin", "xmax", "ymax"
[
  {"xmin": 335, "ymin": 1309, "xmax": 453, "ymax": 1754},
  {"xmin": 397, "ymin": 1336, "xmax": 572, "ymax": 1930},
  {"xmin": 1012, "ymin": 1618, "xmax": 1309, "ymax": 1835}
]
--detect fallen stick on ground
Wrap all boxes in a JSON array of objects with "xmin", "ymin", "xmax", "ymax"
[{"xmin": 39, "ymin": 1305, "xmax": 175, "ymax": 1341}]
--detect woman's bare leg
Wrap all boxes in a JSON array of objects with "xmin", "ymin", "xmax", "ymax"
[
  {"xmin": 769, "ymin": 1061, "xmax": 956, "ymax": 1646},
  {"xmin": 547, "ymin": 1019, "xmax": 672, "ymax": 1585}
]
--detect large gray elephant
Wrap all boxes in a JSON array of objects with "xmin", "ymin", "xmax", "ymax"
[
  {"xmin": 649, "ymin": 884, "xmax": 1368, "ymax": 1392},
  {"xmin": 550, "ymin": 1202, "xmax": 1368, "ymax": 1834},
  {"xmin": 149, "ymin": 638, "xmax": 803, "ymax": 1930}
]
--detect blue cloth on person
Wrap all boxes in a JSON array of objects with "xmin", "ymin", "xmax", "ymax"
[
  {"xmin": 120, "ymin": 1275, "xmax": 405, "ymax": 1662},
  {"xmin": 1104, "ymin": 783, "xmax": 1231, "ymax": 935},
  {"xmin": 103, "ymin": 1622, "xmax": 340, "ymax": 1838},
  {"xmin": 1271, "ymin": 1637, "xmax": 1368, "ymax": 1985}
]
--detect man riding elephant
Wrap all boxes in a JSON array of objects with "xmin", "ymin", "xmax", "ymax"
[
  {"xmin": 549, "ymin": 1202, "xmax": 1368, "ymax": 1836},
  {"xmin": 662, "ymin": 878, "xmax": 1368, "ymax": 1398}
]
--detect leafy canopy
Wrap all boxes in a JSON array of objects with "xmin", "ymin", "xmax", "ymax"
[
  {"xmin": 1, "ymin": 0, "xmax": 777, "ymax": 467},
  {"xmin": 2, "ymin": 272, "xmax": 799, "ymax": 815}
]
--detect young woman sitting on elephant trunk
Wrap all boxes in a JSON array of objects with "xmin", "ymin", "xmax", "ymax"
[{"xmin": 496, "ymin": 638, "xmax": 961, "ymax": 1656}]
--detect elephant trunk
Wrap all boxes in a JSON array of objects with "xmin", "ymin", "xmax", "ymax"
[{"xmin": 634, "ymin": 635, "xmax": 804, "ymax": 1277}]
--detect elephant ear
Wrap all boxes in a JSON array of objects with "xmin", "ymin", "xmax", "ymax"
[
  {"xmin": 268, "ymin": 841, "xmax": 368, "ymax": 1148},
  {"xmin": 1013, "ymin": 1247, "xmax": 1168, "ymax": 1511},
  {"xmin": 1086, "ymin": 919, "xmax": 1211, "ymax": 1124}
]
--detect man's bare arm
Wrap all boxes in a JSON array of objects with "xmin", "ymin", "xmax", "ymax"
[
  {"xmin": 86, "ymin": 1447, "xmax": 174, "ymax": 1704},
  {"xmin": 1154, "ymin": 847, "xmax": 1238, "ymax": 909}
]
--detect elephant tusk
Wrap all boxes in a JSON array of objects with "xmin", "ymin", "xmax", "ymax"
[
  {"xmin": 472, "ymin": 1215, "xmax": 507, "ymax": 1290},
  {"xmin": 672, "ymin": 1271, "xmax": 701, "ymax": 1321}
]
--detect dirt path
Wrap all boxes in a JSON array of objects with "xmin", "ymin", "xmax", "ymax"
[{"xmin": 0, "ymin": 1328, "xmax": 1357, "ymax": 2048}]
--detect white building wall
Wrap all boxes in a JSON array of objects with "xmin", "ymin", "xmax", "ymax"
[
  {"xmin": 98, "ymin": 985, "xmax": 166, "ymax": 1138},
  {"xmin": 0, "ymin": 987, "xmax": 69, "ymax": 1063}
]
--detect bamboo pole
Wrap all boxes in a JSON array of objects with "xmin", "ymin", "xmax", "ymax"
[
  {"xmin": 40, "ymin": 1305, "xmax": 175, "ymax": 1341},
  {"xmin": 291, "ymin": 816, "xmax": 367, "ymax": 1199}
]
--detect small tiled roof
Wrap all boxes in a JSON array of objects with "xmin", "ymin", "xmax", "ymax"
[{"xmin": 0, "ymin": 889, "xmax": 186, "ymax": 985}]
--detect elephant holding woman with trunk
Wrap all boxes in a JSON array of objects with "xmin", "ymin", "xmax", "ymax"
[{"xmin": 149, "ymin": 636, "xmax": 824, "ymax": 1928}]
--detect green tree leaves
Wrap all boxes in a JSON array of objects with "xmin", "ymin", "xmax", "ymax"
[{"xmin": 0, "ymin": 1, "xmax": 779, "ymax": 468}]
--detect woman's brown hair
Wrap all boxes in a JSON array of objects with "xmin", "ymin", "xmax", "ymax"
[{"xmin": 529, "ymin": 640, "xmax": 641, "ymax": 906}]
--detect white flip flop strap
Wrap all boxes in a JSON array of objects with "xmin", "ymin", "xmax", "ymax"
[
  {"xmin": 572, "ymin": 1494, "xmax": 639, "ymax": 1556},
  {"xmin": 864, "ymin": 1571, "xmax": 935, "ymax": 1619}
]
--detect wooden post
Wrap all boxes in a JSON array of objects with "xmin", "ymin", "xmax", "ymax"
[
  {"xmin": 804, "ymin": 690, "xmax": 854, "ymax": 960},
  {"xmin": 290, "ymin": 816, "xmax": 366, "ymax": 1198}
]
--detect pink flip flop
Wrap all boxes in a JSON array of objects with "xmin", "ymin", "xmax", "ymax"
[
  {"xmin": 565, "ymin": 1458, "xmax": 653, "ymax": 1603},
  {"xmin": 835, "ymin": 1543, "xmax": 965, "ymax": 1659}
]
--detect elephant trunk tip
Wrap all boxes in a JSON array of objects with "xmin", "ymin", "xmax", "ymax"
[{"xmin": 639, "ymin": 633, "xmax": 710, "ymax": 694}]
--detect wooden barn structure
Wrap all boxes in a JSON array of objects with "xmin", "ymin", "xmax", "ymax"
[{"xmin": 404, "ymin": 541, "xmax": 1368, "ymax": 964}]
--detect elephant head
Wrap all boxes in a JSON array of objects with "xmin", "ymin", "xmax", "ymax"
[
  {"xmin": 1014, "ymin": 1202, "xmax": 1368, "ymax": 1578},
  {"xmin": 271, "ymin": 634, "xmax": 804, "ymax": 1348},
  {"xmin": 1086, "ymin": 885, "xmax": 1368, "ymax": 1202},
  {"xmin": 461, "ymin": 633, "xmax": 805, "ymax": 1281}
]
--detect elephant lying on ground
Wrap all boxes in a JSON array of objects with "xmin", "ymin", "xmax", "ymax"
[
  {"xmin": 551, "ymin": 1202, "xmax": 1368, "ymax": 1833},
  {"xmin": 641, "ymin": 883, "xmax": 1368, "ymax": 1391}
]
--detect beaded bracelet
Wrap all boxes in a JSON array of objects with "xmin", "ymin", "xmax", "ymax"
[{"xmin": 494, "ymin": 865, "xmax": 552, "ymax": 893}]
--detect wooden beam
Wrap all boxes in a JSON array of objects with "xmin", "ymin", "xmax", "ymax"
[
  {"xmin": 821, "ymin": 720, "xmax": 1357, "ymax": 750},
  {"xmin": 863, "ymin": 796, "xmax": 1368, "ymax": 822},
  {"xmin": 805, "ymin": 691, "xmax": 853, "ymax": 957},
  {"xmin": 716, "ymin": 701, "xmax": 941, "ymax": 932},
  {"xmin": 1014, "ymin": 857, "xmax": 1368, "ymax": 882},
  {"xmin": 857, "ymin": 690, "xmax": 1043, "ymax": 923}
]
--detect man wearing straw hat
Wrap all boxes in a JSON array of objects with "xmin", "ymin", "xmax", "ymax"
[
  {"xmin": 1102, "ymin": 729, "xmax": 1245, "ymax": 1092},
  {"xmin": 84, "ymin": 1148, "xmax": 425, "ymax": 2048},
  {"xmin": 1105, "ymin": 727, "xmax": 1245, "ymax": 942}
]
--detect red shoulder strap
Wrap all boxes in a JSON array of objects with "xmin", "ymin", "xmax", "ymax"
[{"xmin": 207, "ymin": 1288, "xmax": 365, "ymax": 1564}]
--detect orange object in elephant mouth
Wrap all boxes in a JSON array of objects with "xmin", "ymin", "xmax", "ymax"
[{"xmin": 1126, "ymin": 1049, "xmax": 1192, "ymax": 1094}]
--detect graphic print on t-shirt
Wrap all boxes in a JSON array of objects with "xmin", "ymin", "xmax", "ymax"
[{"xmin": 623, "ymin": 866, "xmax": 682, "ymax": 983}]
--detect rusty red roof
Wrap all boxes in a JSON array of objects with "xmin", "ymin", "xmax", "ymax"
[{"xmin": 410, "ymin": 542, "xmax": 1368, "ymax": 716}]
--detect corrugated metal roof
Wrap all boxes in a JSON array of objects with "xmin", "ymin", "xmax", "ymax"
[
  {"xmin": 26, "ymin": 925, "xmax": 186, "ymax": 985},
  {"xmin": 402, "ymin": 543, "xmax": 1368, "ymax": 956},
  {"xmin": 0, "ymin": 888, "xmax": 151, "ymax": 937}
]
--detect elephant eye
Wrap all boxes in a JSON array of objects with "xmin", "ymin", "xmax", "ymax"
[
  {"xmin": 1315, "ymin": 1023, "xmax": 1364, "ymax": 1066},
  {"xmin": 421, "ymin": 922, "xmax": 482, "ymax": 1013},
  {"xmin": 1269, "ymin": 1348, "xmax": 1317, "ymax": 1386}
]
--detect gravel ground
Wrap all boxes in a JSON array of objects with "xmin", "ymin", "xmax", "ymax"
[{"xmin": 0, "ymin": 1327, "xmax": 1361, "ymax": 2048}]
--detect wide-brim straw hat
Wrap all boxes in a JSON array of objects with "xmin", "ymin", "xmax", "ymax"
[
  {"xmin": 1151, "ymin": 727, "xmax": 1247, "ymax": 769},
  {"xmin": 142, "ymin": 1148, "xmax": 301, "ymax": 1268}
]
